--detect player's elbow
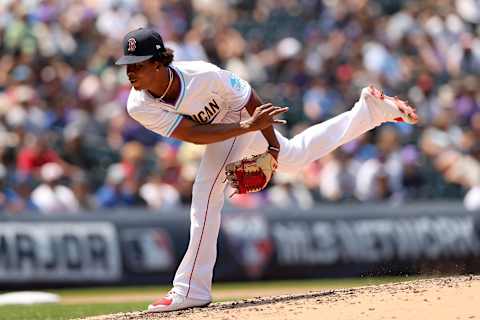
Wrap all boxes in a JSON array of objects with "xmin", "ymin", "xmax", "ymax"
[
  {"xmin": 170, "ymin": 118, "xmax": 223, "ymax": 144},
  {"xmin": 170, "ymin": 128, "xmax": 210, "ymax": 144},
  {"xmin": 169, "ymin": 118, "xmax": 203, "ymax": 143}
]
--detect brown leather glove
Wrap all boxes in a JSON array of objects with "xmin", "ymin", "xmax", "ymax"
[{"xmin": 225, "ymin": 152, "xmax": 278, "ymax": 196}]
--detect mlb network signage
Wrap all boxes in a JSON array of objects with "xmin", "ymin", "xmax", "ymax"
[
  {"xmin": 218, "ymin": 203, "xmax": 480, "ymax": 279},
  {"xmin": 0, "ymin": 222, "xmax": 121, "ymax": 282},
  {"xmin": 271, "ymin": 216, "xmax": 480, "ymax": 266}
]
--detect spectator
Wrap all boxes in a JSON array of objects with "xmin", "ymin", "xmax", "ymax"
[
  {"xmin": 70, "ymin": 172, "xmax": 96, "ymax": 211},
  {"xmin": 95, "ymin": 163, "xmax": 146, "ymax": 208},
  {"xmin": 400, "ymin": 145, "xmax": 425, "ymax": 199},
  {"xmin": 355, "ymin": 126, "xmax": 404, "ymax": 202},
  {"xmin": 0, "ymin": 164, "xmax": 36, "ymax": 214},
  {"xmin": 268, "ymin": 171, "xmax": 314, "ymax": 209},
  {"xmin": 318, "ymin": 149, "xmax": 357, "ymax": 201},
  {"xmin": 16, "ymin": 133, "xmax": 61, "ymax": 177},
  {"xmin": 31, "ymin": 162, "xmax": 79, "ymax": 214},
  {"xmin": 139, "ymin": 172, "xmax": 181, "ymax": 210},
  {"xmin": 1, "ymin": 1, "xmax": 480, "ymax": 212}
]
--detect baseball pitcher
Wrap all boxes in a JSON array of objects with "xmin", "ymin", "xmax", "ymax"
[{"xmin": 116, "ymin": 28, "xmax": 418, "ymax": 313}]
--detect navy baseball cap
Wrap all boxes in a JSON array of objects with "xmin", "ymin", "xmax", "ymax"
[{"xmin": 115, "ymin": 28, "xmax": 166, "ymax": 65}]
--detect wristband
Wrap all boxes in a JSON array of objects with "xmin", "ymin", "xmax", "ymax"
[{"xmin": 268, "ymin": 145, "xmax": 280, "ymax": 152}]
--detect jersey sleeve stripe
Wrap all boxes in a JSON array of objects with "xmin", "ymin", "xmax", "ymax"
[
  {"xmin": 165, "ymin": 114, "xmax": 183, "ymax": 137},
  {"xmin": 173, "ymin": 66, "xmax": 186, "ymax": 110}
]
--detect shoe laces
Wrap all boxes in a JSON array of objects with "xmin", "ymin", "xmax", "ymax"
[{"xmin": 166, "ymin": 289, "xmax": 176, "ymax": 298}]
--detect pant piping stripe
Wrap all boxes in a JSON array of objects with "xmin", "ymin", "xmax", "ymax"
[{"xmin": 185, "ymin": 115, "xmax": 241, "ymax": 298}]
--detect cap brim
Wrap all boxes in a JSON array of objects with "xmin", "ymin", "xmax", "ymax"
[{"xmin": 115, "ymin": 55, "xmax": 154, "ymax": 65}]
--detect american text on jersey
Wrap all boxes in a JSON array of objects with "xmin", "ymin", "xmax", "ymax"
[{"xmin": 189, "ymin": 99, "xmax": 220, "ymax": 124}]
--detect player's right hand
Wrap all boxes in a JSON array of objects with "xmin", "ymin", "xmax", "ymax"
[{"xmin": 241, "ymin": 103, "xmax": 288, "ymax": 131}]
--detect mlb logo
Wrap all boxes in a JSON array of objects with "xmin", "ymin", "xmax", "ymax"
[
  {"xmin": 122, "ymin": 228, "xmax": 176, "ymax": 272},
  {"xmin": 229, "ymin": 74, "xmax": 243, "ymax": 91},
  {"xmin": 127, "ymin": 38, "xmax": 136, "ymax": 52}
]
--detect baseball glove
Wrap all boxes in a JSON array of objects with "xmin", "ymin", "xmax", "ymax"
[{"xmin": 225, "ymin": 152, "xmax": 278, "ymax": 196}]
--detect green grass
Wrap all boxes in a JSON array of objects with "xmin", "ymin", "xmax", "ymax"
[
  {"xmin": 0, "ymin": 302, "xmax": 146, "ymax": 320},
  {"xmin": 0, "ymin": 276, "xmax": 417, "ymax": 320}
]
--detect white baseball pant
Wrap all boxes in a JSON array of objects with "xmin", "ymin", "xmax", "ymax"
[{"xmin": 172, "ymin": 90, "xmax": 387, "ymax": 300}]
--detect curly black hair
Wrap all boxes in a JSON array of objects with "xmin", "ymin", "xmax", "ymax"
[{"xmin": 152, "ymin": 47, "xmax": 174, "ymax": 66}]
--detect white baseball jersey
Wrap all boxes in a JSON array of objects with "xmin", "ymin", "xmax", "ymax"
[{"xmin": 127, "ymin": 61, "xmax": 252, "ymax": 137}]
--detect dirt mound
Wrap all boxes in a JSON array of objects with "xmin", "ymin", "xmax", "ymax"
[{"xmin": 80, "ymin": 276, "xmax": 480, "ymax": 320}]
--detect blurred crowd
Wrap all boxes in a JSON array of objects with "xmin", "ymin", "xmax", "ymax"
[{"xmin": 1, "ymin": 0, "xmax": 480, "ymax": 215}]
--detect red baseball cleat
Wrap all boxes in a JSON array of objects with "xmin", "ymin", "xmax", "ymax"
[
  {"xmin": 362, "ymin": 85, "xmax": 418, "ymax": 125},
  {"xmin": 147, "ymin": 290, "xmax": 211, "ymax": 313}
]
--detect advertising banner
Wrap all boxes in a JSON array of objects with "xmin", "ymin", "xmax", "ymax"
[
  {"xmin": 0, "ymin": 222, "xmax": 121, "ymax": 283},
  {"xmin": 270, "ymin": 216, "xmax": 480, "ymax": 266},
  {"xmin": 1, "ymin": 202, "xmax": 479, "ymax": 287}
]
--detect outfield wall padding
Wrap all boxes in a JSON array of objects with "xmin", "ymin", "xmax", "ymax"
[{"xmin": 0, "ymin": 202, "xmax": 479, "ymax": 288}]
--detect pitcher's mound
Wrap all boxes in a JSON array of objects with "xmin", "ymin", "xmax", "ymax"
[{"xmin": 80, "ymin": 276, "xmax": 480, "ymax": 320}]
